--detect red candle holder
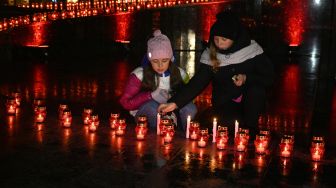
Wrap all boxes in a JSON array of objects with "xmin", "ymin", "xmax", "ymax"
[
  {"xmin": 189, "ymin": 121, "xmax": 200, "ymax": 140},
  {"xmin": 234, "ymin": 131, "xmax": 248, "ymax": 152},
  {"xmin": 216, "ymin": 131, "xmax": 228, "ymax": 150},
  {"xmin": 159, "ymin": 118, "xmax": 171, "ymax": 136},
  {"xmin": 90, "ymin": 114, "xmax": 100, "ymax": 127},
  {"xmin": 310, "ymin": 136, "xmax": 325, "ymax": 162},
  {"xmin": 197, "ymin": 129, "xmax": 209, "ymax": 148},
  {"xmin": 115, "ymin": 119, "xmax": 127, "ymax": 136},
  {"xmin": 58, "ymin": 104, "xmax": 68, "ymax": 120},
  {"xmin": 254, "ymin": 134, "xmax": 268, "ymax": 155},
  {"xmin": 82, "ymin": 108, "xmax": 93, "ymax": 125},
  {"xmin": 135, "ymin": 122, "xmax": 148, "ymax": 140},
  {"xmin": 279, "ymin": 136, "xmax": 294, "ymax": 158},
  {"xmin": 137, "ymin": 115, "xmax": 147, "ymax": 126},
  {"xmin": 109, "ymin": 113, "xmax": 120, "ymax": 129},
  {"xmin": 89, "ymin": 121, "xmax": 97, "ymax": 132},
  {"xmin": 34, "ymin": 106, "xmax": 47, "ymax": 123},
  {"xmin": 163, "ymin": 125, "xmax": 175, "ymax": 144},
  {"xmin": 239, "ymin": 128, "xmax": 250, "ymax": 142},
  {"xmin": 259, "ymin": 129, "xmax": 271, "ymax": 146},
  {"xmin": 11, "ymin": 92, "xmax": 21, "ymax": 107},
  {"xmin": 61, "ymin": 110, "xmax": 72, "ymax": 128},
  {"xmin": 6, "ymin": 99, "xmax": 18, "ymax": 115}
]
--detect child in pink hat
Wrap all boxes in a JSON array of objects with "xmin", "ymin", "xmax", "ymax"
[{"xmin": 119, "ymin": 29, "xmax": 197, "ymax": 130}]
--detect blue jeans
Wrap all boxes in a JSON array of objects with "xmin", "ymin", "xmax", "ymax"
[{"xmin": 135, "ymin": 100, "xmax": 197, "ymax": 131}]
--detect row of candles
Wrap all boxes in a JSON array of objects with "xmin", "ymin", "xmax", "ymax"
[
  {"xmin": 4, "ymin": 92, "xmax": 326, "ymax": 162},
  {"xmin": 1, "ymin": 0, "xmax": 211, "ymax": 32}
]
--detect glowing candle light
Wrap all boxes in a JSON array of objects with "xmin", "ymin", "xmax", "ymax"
[
  {"xmin": 82, "ymin": 108, "xmax": 93, "ymax": 125},
  {"xmin": 115, "ymin": 119, "xmax": 126, "ymax": 136},
  {"xmin": 189, "ymin": 121, "xmax": 200, "ymax": 140},
  {"xmin": 135, "ymin": 122, "xmax": 148, "ymax": 140},
  {"xmin": 156, "ymin": 113, "xmax": 161, "ymax": 135},
  {"xmin": 109, "ymin": 113, "xmax": 120, "ymax": 129},
  {"xmin": 279, "ymin": 136, "xmax": 294, "ymax": 158},
  {"xmin": 212, "ymin": 118, "xmax": 217, "ymax": 143},
  {"xmin": 234, "ymin": 120, "xmax": 239, "ymax": 137},
  {"xmin": 197, "ymin": 129, "xmax": 209, "ymax": 148},
  {"xmin": 310, "ymin": 136, "xmax": 325, "ymax": 162},
  {"xmin": 186, "ymin": 115, "xmax": 191, "ymax": 138}
]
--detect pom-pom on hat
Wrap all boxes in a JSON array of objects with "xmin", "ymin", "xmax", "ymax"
[{"xmin": 147, "ymin": 30, "xmax": 173, "ymax": 61}]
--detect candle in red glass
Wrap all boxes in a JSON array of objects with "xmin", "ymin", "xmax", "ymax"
[
  {"xmin": 197, "ymin": 129, "xmax": 209, "ymax": 148},
  {"xmin": 239, "ymin": 128, "xmax": 250, "ymax": 143},
  {"xmin": 116, "ymin": 119, "xmax": 127, "ymax": 136},
  {"xmin": 310, "ymin": 136, "xmax": 325, "ymax": 161},
  {"xmin": 58, "ymin": 104, "xmax": 68, "ymax": 120},
  {"xmin": 189, "ymin": 121, "xmax": 200, "ymax": 140},
  {"xmin": 11, "ymin": 92, "xmax": 21, "ymax": 107},
  {"xmin": 135, "ymin": 122, "xmax": 148, "ymax": 140},
  {"xmin": 6, "ymin": 99, "xmax": 17, "ymax": 115},
  {"xmin": 137, "ymin": 115, "xmax": 147, "ymax": 126},
  {"xmin": 163, "ymin": 125, "xmax": 175, "ymax": 144},
  {"xmin": 34, "ymin": 106, "xmax": 47, "ymax": 123},
  {"xmin": 109, "ymin": 113, "xmax": 120, "ymax": 129},
  {"xmin": 82, "ymin": 108, "xmax": 93, "ymax": 125},
  {"xmin": 235, "ymin": 132, "xmax": 248, "ymax": 152},
  {"xmin": 216, "ymin": 131, "xmax": 228, "ymax": 150},
  {"xmin": 254, "ymin": 134, "xmax": 267, "ymax": 154},
  {"xmin": 89, "ymin": 121, "xmax": 97, "ymax": 132},
  {"xmin": 279, "ymin": 136, "xmax": 294, "ymax": 158},
  {"xmin": 90, "ymin": 114, "xmax": 100, "ymax": 127},
  {"xmin": 61, "ymin": 110, "xmax": 72, "ymax": 128},
  {"xmin": 159, "ymin": 118, "xmax": 171, "ymax": 136}
]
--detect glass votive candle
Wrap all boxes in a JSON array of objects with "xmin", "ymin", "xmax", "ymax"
[
  {"xmin": 254, "ymin": 134, "xmax": 267, "ymax": 155},
  {"xmin": 135, "ymin": 122, "xmax": 148, "ymax": 140},
  {"xmin": 82, "ymin": 108, "xmax": 93, "ymax": 125},
  {"xmin": 61, "ymin": 110, "xmax": 72, "ymax": 128},
  {"xmin": 279, "ymin": 137, "xmax": 294, "ymax": 158},
  {"xmin": 90, "ymin": 114, "xmax": 100, "ymax": 127},
  {"xmin": 109, "ymin": 113, "xmax": 120, "ymax": 129},
  {"xmin": 6, "ymin": 99, "xmax": 17, "ymax": 115},
  {"xmin": 189, "ymin": 121, "xmax": 200, "ymax": 140},
  {"xmin": 197, "ymin": 129, "xmax": 209, "ymax": 148},
  {"xmin": 116, "ymin": 119, "xmax": 127, "ymax": 136},
  {"xmin": 239, "ymin": 128, "xmax": 250, "ymax": 142},
  {"xmin": 310, "ymin": 136, "xmax": 325, "ymax": 162},
  {"xmin": 234, "ymin": 132, "xmax": 248, "ymax": 152},
  {"xmin": 159, "ymin": 118, "xmax": 171, "ymax": 136},
  {"xmin": 34, "ymin": 106, "xmax": 47, "ymax": 123},
  {"xmin": 11, "ymin": 92, "xmax": 21, "ymax": 106},
  {"xmin": 163, "ymin": 125, "xmax": 175, "ymax": 144},
  {"xmin": 89, "ymin": 121, "xmax": 97, "ymax": 132},
  {"xmin": 58, "ymin": 104, "xmax": 68, "ymax": 120},
  {"xmin": 216, "ymin": 131, "xmax": 229, "ymax": 150}
]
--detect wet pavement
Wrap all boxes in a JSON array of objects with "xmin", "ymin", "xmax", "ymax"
[{"xmin": 1, "ymin": 0, "xmax": 336, "ymax": 187}]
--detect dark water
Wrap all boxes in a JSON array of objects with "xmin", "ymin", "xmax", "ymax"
[{"xmin": 0, "ymin": 1, "xmax": 336, "ymax": 187}]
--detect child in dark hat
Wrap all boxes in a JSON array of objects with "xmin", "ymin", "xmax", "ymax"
[{"xmin": 159, "ymin": 11, "xmax": 274, "ymax": 136}]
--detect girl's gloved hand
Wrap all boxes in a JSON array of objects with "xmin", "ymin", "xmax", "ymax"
[{"xmin": 151, "ymin": 88, "xmax": 169, "ymax": 103}]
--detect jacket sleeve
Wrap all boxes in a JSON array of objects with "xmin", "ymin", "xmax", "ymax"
[
  {"xmin": 169, "ymin": 63, "xmax": 213, "ymax": 108},
  {"xmin": 119, "ymin": 74, "xmax": 152, "ymax": 110},
  {"xmin": 245, "ymin": 54, "xmax": 274, "ymax": 87}
]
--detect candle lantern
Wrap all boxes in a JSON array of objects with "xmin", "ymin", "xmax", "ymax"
[
  {"xmin": 109, "ymin": 113, "xmax": 120, "ymax": 129},
  {"xmin": 116, "ymin": 119, "xmax": 127, "ymax": 136},
  {"xmin": 11, "ymin": 92, "xmax": 21, "ymax": 106},
  {"xmin": 82, "ymin": 108, "xmax": 93, "ymax": 125},
  {"xmin": 197, "ymin": 129, "xmax": 209, "ymax": 148},
  {"xmin": 61, "ymin": 110, "xmax": 72, "ymax": 128},
  {"xmin": 279, "ymin": 136, "xmax": 294, "ymax": 158},
  {"xmin": 58, "ymin": 104, "xmax": 68, "ymax": 120},
  {"xmin": 6, "ymin": 98, "xmax": 17, "ymax": 115},
  {"xmin": 254, "ymin": 134, "xmax": 267, "ymax": 155},
  {"xmin": 34, "ymin": 106, "xmax": 47, "ymax": 123},
  {"xmin": 135, "ymin": 122, "xmax": 148, "ymax": 140},
  {"xmin": 159, "ymin": 118, "xmax": 171, "ymax": 136},
  {"xmin": 234, "ymin": 131, "xmax": 248, "ymax": 152},
  {"xmin": 310, "ymin": 136, "xmax": 325, "ymax": 162},
  {"xmin": 163, "ymin": 125, "xmax": 175, "ymax": 144},
  {"xmin": 216, "ymin": 131, "xmax": 229, "ymax": 150},
  {"xmin": 189, "ymin": 121, "xmax": 200, "ymax": 140}
]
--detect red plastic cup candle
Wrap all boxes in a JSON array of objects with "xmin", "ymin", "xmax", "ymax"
[
  {"xmin": 216, "ymin": 131, "xmax": 228, "ymax": 150},
  {"xmin": 159, "ymin": 118, "xmax": 171, "ymax": 136},
  {"xmin": 254, "ymin": 134, "xmax": 267, "ymax": 154},
  {"xmin": 115, "ymin": 119, "xmax": 127, "ymax": 136},
  {"xmin": 89, "ymin": 122, "xmax": 97, "ymax": 132},
  {"xmin": 61, "ymin": 110, "xmax": 72, "ymax": 128},
  {"xmin": 239, "ymin": 128, "xmax": 250, "ymax": 142},
  {"xmin": 197, "ymin": 129, "xmax": 209, "ymax": 148},
  {"xmin": 259, "ymin": 130, "xmax": 271, "ymax": 148},
  {"xmin": 109, "ymin": 113, "xmax": 120, "ymax": 129},
  {"xmin": 310, "ymin": 136, "xmax": 325, "ymax": 161},
  {"xmin": 163, "ymin": 125, "xmax": 175, "ymax": 144},
  {"xmin": 58, "ymin": 104, "xmax": 68, "ymax": 119},
  {"xmin": 135, "ymin": 122, "xmax": 148, "ymax": 140},
  {"xmin": 189, "ymin": 122, "xmax": 200, "ymax": 140},
  {"xmin": 82, "ymin": 108, "xmax": 93, "ymax": 125},
  {"xmin": 11, "ymin": 92, "xmax": 21, "ymax": 106},
  {"xmin": 6, "ymin": 99, "xmax": 17, "ymax": 115},
  {"xmin": 235, "ymin": 132, "xmax": 248, "ymax": 152},
  {"xmin": 90, "ymin": 114, "xmax": 100, "ymax": 127},
  {"xmin": 279, "ymin": 136, "xmax": 294, "ymax": 158},
  {"xmin": 34, "ymin": 106, "xmax": 47, "ymax": 123}
]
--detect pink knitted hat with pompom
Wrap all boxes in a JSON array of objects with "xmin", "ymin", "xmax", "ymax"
[{"xmin": 147, "ymin": 30, "xmax": 173, "ymax": 61}]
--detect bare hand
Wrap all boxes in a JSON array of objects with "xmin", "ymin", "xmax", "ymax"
[
  {"xmin": 232, "ymin": 74, "xmax": 246, "ymax": 87},
  {"xmin": 158, "ymin": 103, "xmax": 177, "ymax": 113}
]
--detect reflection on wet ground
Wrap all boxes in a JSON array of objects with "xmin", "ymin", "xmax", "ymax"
[{"xmin": 1, "ymin": 1, "xmax": 336, "ymax": 187}]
